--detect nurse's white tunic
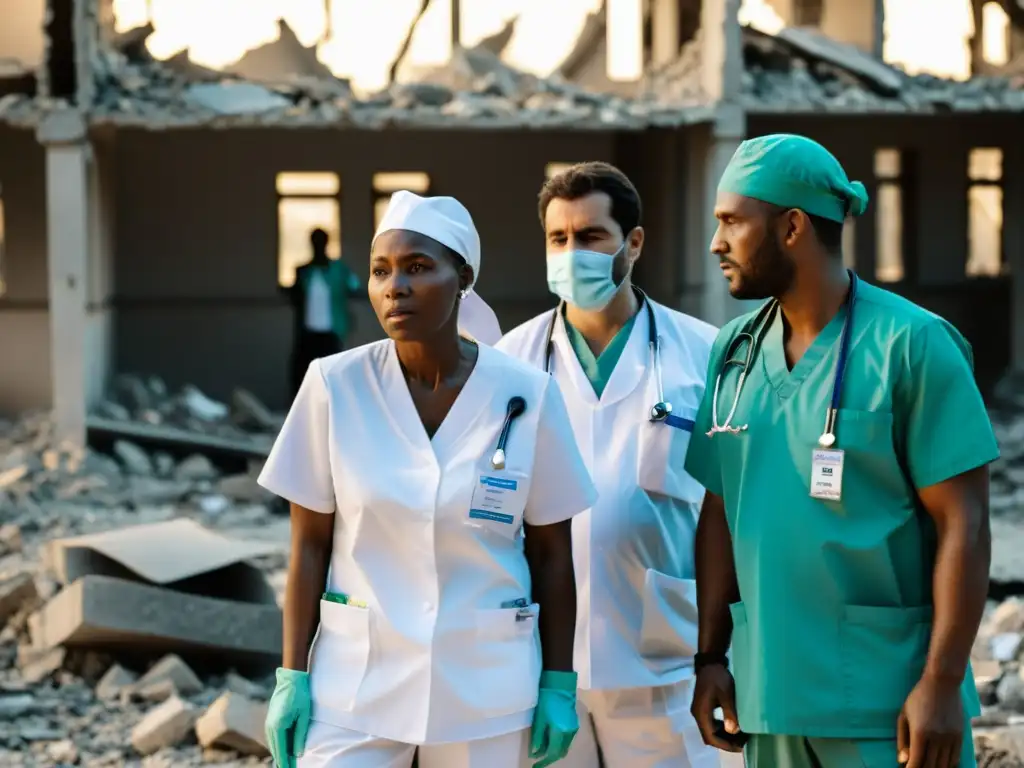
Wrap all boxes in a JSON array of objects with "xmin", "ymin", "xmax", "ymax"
[{"xmin": 258, "ymin": 340, "xmax": 597, "ymax": 746}]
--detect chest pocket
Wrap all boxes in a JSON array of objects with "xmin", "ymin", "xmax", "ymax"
[
  {"xmin": 829, "ymin": 410, "xmax": 906, "ymax": 499},
  {"xmin": 636, "ymin": 401, "xmax": 704, "ymax": 502}
]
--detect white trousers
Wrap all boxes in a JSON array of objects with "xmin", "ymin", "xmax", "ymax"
[
  {"xmin": 298, "ymin": 721, "xmax": 529, "ymax": 768},
  {"xmin": 553, "ymin": 681, "xmax": 722, "ymax": 768}
]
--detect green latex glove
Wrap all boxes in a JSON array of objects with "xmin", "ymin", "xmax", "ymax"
[
  {"xmin": 529, "ymin": 670, "xmax": 580, "ymax": 768},
  {"xmin": 266, "ymin": 667, "xmax": 312, "ymax": 768}
]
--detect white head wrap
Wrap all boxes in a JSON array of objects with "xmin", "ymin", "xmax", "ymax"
[{"xmin": 373, "ymin": 190, "xmax": 501, "ymax": 345}]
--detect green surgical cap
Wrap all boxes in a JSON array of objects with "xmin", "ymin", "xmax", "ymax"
[{"xmin": 717, "ymin": 134, "xmax": 869, "ymax": 223}]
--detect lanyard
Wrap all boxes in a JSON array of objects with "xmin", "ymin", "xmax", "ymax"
[{"xmin": 818, "ymin": 270, "xmax": 858, "ymax": 449}]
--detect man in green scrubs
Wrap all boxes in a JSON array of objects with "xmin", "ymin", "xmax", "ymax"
[{"xmin": 684, "ymin": 134, "xmax": 998, "ymax": 768}]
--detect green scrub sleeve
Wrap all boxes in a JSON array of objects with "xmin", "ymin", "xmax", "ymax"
[
  {"xmin": 685, "ymin": 336, "xmax": 727, "ymax": 498},
  {"xmin": 899, "ymin": 319, "xmax": 1001, "ymax": 490}
]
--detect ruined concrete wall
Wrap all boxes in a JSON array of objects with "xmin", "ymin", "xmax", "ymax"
[
  {"xmin": 749, "ymin": 112, "xmax": 1020, "ymax": 393},
  {"xmin": 0, "ymin": 127, "xmax": 51, "ymax": 413},
  {"xmin": 108, "ymin": 128, "xmax": 629, "ymax": 408}
]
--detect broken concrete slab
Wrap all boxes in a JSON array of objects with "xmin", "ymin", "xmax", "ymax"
[
  {"xmin": 194, "ymin": 691, "xmax": 269, "ymax": 757},
  {"xmin": 27, "ymin": 575, "xmax": 282, "ymax": 662},
  {"xmin": 0, "ymin": 572, "xmax": 37, "ymax": 625},
  {"xmin": 44, "ymin": 518, "xmax": 281, "ymax": 605},
  {"xmin": 185, "ymin": 81, "xmax": 291, "ymax": 115},
  {"xmin": 86, "ymin": 415, "xmax": 273, "ymax": 461},
  {"xmin": 131, "ymin": 695, "xmax": 198, "ymax": 755}
]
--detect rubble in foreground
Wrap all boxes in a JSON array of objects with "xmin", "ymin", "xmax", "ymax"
[{"xmin": 0, "ymin": 386, "xmax": 287, "ymax": 766}]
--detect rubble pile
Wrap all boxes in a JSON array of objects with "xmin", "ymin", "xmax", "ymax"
[
  {"xmin": 740, "ymin": 25, "xmax": 1024, "ymax": 113},
  {"xmin": 0, "ymin": 386, "xmax": 290, "ymax": 764},
  {"xmin": 92, "ymin": 374, "xmax": 280, "ymax": 452},
  {"xmin": 87, "ymin": 19, "xmax": 714, "ymax": 129}
]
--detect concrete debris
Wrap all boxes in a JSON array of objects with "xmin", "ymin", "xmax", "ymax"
[
  {"xmin": 0, "ymin": 396, "xmax": 290, "ymax": 764},
  {"xmin": 741, "ymin": 25, "xmax": 1024, "ymax": 114},
  {"xmin": 87, "ymin": 21, "xmax": 714, "ymax": 130},
  {"xmin": 94, "ymin": 373, "xmax": 279, "ymax": 452},
  {"xmin": 95, "ymin": 664, "xmax": 137, "ymax": 701},
  {"xmin": 131, "ymin": 695, "xmax": 199, "ymax": 755},
  {"xmin": 194, "ymin": 692, "xmax": 269, "ymax": 757}
]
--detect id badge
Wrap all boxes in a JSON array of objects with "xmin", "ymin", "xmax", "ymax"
[
  {"xmin": 810, "ymin": 448, "xmax": 844, "ymax": 501},
  {"xmin": 468, "ymin": 471, "xmax": 527, "ymax": 533}
]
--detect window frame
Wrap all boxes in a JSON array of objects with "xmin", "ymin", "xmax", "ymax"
[
  {"xmin": 275, "ymin": 171, "xmax": 343, "ymax": 289},
  {"xmin": 965, "ymin": 147, "xmax": 1005, "ymax": 278}
]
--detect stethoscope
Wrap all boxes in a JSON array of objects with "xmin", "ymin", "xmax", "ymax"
[
  {"xmin": 542, "ymin": 288, "xmax": 688, "ymax": 430},
  {"xmin": 707, "ymin": 270, "xmax": 859, "ymax": 449},
  {"xmin": 491, "ymin": 396, "xmax": 526, "ymax": 470}
]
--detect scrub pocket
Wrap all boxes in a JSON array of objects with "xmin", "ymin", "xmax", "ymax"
[
  {"xmin": 471, "ymin": 604, "xmax": 541, "ymax": 718},
  {"xmin": 637, "ymin": 404, "xmax": 704, "ymax": 501},
  {"xmin": 639, "ymin": 569, "xmax": 698, "ymax": 662},
  {"xmin": 840, "ymin": 604, "xmax": 931, "ymax": 732},
  {"xmin": 309, "ymin": 598, "xmax": 372, "ymax": 714}
]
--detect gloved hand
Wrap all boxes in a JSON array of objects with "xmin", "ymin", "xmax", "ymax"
[
  {"xmin": 529, "ymin": 670, "xmax": 580, "ymax": 768},
  {"xmin": 266, "ymin": 667, "xmax": 312, "ymax": 768}
]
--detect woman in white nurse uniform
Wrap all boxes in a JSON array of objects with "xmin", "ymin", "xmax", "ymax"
[{"xmin": 258, "ymin": 190, "xmax": 597, "ymax": 768}]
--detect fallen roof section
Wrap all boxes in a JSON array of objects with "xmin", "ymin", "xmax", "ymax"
[
  {"xmin": 741, "ymin": 25, "xmax": 1024, "ymax": 114},
  {"xmin": 86, "ymin": 22, "xmax": 715, "ymax": 131}
]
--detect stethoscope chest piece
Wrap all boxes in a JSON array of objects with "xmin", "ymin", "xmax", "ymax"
[
  {"xmin": 649, "ymin": 401, "xmax": 672, "ymax": 423},
  {"xmin": 491, "ymin": 396, "xmax": 527, "ymax": 470}
]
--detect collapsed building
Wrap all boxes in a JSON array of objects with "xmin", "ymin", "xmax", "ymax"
[{"xmin": 0, "ymin": 0, "xmax": 1022, "ymax": 449}]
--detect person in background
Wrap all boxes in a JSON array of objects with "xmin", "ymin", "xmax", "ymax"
[
  {"xmin": 260, "ymin": 191, "xmax": 594, "ymax": 768},
  {"xmin": 686, "ymin": 133, "xmax": 997, "ymax": 768},
  {"xmin": 285, "ymin": 228, "xmax": 363, "ymax": 398},
  {"xmin": 498, "ymin": 161, "xmax": 721, "ymax": 768}
]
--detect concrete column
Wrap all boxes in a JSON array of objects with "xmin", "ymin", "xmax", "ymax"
[
  {"xmin": 36, "ymin": 109, "xmax": 101, "ymax": 446},
  {"xmin": 1006, "ymin": 142, "xmax": 1024, "ymax": 371}
]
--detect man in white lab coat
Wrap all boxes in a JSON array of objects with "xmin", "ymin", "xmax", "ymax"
[{"xmin": 497, "ymin": 162, "xmax": 720, "ymax": 768}]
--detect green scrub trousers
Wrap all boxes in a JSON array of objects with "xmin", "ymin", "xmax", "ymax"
[
  {"xmin": 684, "ymin": 281, "xmax": 999, "ymax": 768},
  {"xmin": 745, "ymin": 731, "xmax": 976, "ymax": 768}
]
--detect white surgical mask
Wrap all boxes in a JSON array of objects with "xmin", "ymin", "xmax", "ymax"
[{"xmin": 546, "ymin": 242, "xmax": 625, "ymax": 310}]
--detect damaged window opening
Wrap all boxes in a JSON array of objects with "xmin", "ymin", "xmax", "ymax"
[
  {"xmin": 0, "ymin": 183, "xmax": 6, "ymax": 298},
  {"xmin": 276, "ymin": 172, "xmax": 341, "ymax": 289},
  {"xmin": 373, "ymin": 172, "xmax": 431, "ymax": 230},
  {"xmin": 981, "ymin": 2, "xmax": 1010, "ymax": 66},
  {"xmin": 874, "ymin": 148, "xmax": 905, "ymax": 284},
  {"xmin": 966, "ymin": 148, "xmax": 1004, "ymax": 277},
  {"xmin": 607, "ymin": 0, "xmax": 644, "ymax": 81}
]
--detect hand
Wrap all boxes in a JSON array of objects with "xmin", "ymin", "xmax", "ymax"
[
  {"xmin": 898, "ymin": 674, "xmax": 964, "ymax": 768},
  {"xmin": 530, "ymin": 670, "xmax": 580, "ymax": 767},
  {"xmin": 691, "ymin": 663, "xmax": 746, "ymax": 753},
  {"xmin": 265, "ymin": 667, "xmax": 313, "ymax": 768}
]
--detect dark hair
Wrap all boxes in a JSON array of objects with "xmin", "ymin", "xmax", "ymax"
[
  {"xmin": 763, "ymin": 204, "xmax": 844, "ymax": 255},
  {"xmin": 538, "ymin": 162, "xmax": 642, "ymax": 237},
  {"xmin": 806, "ymin": 213, "xmax": 844, "ymax": 253},
  {"xmin": 310, "ymin": 228, "xmax": 329, "ymax": 249}
]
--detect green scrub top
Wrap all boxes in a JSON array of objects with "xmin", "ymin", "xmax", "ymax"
[
  {"xmin": 684, "ymin": 279, "xmax": 999, "ymax": 739},
  {"xmin": 563, "ymin": 307, "xmax": 638, "ymax": 398},
  {"xmin": 300, "ymin": 260, "xmax": 362, "ymax": 340}
]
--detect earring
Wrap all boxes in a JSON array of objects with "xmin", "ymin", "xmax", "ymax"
[{"xmin": 459, "ymin": 289, "xmax": 468, "ymax": 299}]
